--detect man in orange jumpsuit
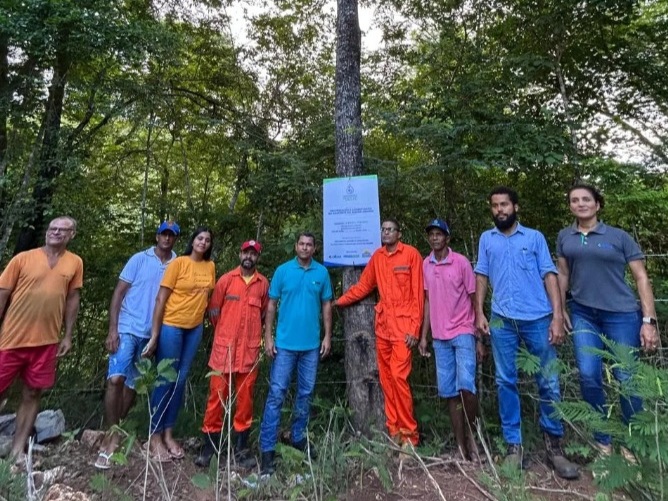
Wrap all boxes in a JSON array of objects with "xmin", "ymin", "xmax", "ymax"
[
  {"xmin": 336, "ymin": 218, "xmax": 424, "ymax": 446},
  {"xmin": 194, "ymin": 240, "xmax": 269, "ymax": 468}
]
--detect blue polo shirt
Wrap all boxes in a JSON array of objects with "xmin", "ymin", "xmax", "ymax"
[
  {"xmin": 118, "ymin": 247, "xmax": 176, "ymax": 338},
  {"xmin": 269, "ymin": 257, "xmax": 333, "ymax": 351},
  {"xmin": 474, "ymin": 223, "xmax": 556, "ymax": 321}
]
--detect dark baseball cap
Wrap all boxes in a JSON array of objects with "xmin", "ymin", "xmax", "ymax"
[{"xmin": 425, "ymin": 218, "xmax": 450, "ymax": 235}]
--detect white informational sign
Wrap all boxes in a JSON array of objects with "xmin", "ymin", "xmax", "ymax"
[{"xmin": 323, "ymin": 175, "xmax": 381, "ymax": 267}]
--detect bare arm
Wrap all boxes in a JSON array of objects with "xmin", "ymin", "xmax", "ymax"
[
  {"xmin": 475, "ymin": 274, "xmax": 490, "ymax": 335},
  {"xmin": 263, "ymin": 299, "xmax": 278, "ymax": 359},
  {"xmin": 544, "ymin": 273, "xmax": 564, "ymax": 345},
  {"xmin": 0, "ymin": 288, "xmax": 11, "ymax": 325},
  {"xmin": 143, "ymin": 286, "xmax": 172, "ymax": 358},
  {"xmin": 556, "ymin": 257, "xmax": 572, "ymax": 330},
  {"xmin": 58, "ymin": 289, "xmax": 81, "ymax": 357},
  {"xmin": 470, "ymin": 292, "xmax": 486, "ymax": 362},
  {"xmin": 629, "ymin": 260, "xmax": 659, "ymax": 352},
  {"xmin": 419, "ymin": 294, "xmax": 431, "ymax": 357},
  {"xmin": 106, "ymin": 280, "xmax": 131, "ymax": 353},
  {"xmin": 320, "ymin": 300, "xmax": 332, "ymax": 358}
]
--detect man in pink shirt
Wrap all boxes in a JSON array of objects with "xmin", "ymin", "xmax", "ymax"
[{"xmin": 418, "ymin": 219, "xmax": 483, "ymax": 461}]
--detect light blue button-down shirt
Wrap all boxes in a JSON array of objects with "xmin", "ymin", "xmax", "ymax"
[{"xmin": 474, "ymin": 223, "xmax": 556, "ymax": 321}]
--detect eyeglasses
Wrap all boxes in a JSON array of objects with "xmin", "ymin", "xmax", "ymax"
[
  {"xmin": 47, "ymin": 227, "xmax": 74, "ymax": 234},
  {"xmin": 381, "ymin": 227, "xmax": 399, "ymax": 233}
]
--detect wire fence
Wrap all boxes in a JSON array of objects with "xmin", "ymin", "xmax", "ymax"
[{"xmin": 8, "ymin": 255, "xmax": 668, "ymax": 437}]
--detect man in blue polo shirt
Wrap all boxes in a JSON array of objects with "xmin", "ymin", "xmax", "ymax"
[
  {"xmin": 474, "ymin": 187, "xmax": 579, "ymax": 479},
  {"xmin": 259, "ymin": 231, "xmax": 333, "ymax": 476},
  {"xmin": 95, "ymin": 221, "xmax": 179, "ymax": 469}
]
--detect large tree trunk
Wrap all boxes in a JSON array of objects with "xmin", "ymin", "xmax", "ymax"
[
  {"xmin": 13, "ymin": 41, "xmax": 71, "ymax": 254},
  {"xmin": 335, "ymin": 0, "xmax": 385, "ymax": 435},
  {"xmin": 0, "ymin": 34, "xmax": 9, "ymax": 222}
]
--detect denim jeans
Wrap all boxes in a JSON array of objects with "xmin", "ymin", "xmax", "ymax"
[
  {"xmin": 570, "ymin": 301, "xmax": 643, "ymax": 445},
  {"xmin": 433, "ymin": 335, "xmax": 477, "ymax": 398},
  {"xmin": 107, "ymin": 332, "xmax": 149, "ymax": 389},
  {"xmin": 149, "ymin": 323, "xmax": 203, "ymax": 434},
  {"xmin": 259, "ymin": 347, "xmax": 319, "ymax": 452},
  {"xmin": 490, "ymin": 314, "xmax": 563, "ymax": 444}
]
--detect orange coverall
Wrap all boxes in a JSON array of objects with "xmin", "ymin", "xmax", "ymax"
[
  {"xmin": 336, "ymin": 242, "xmax": 424, "ymax": 444},
  {"xmin": 202, "ymin": 267, "xmax": 268, "ymax": 434}
]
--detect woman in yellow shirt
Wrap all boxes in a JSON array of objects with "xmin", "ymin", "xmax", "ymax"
[{"xmin": 144, "ymin": 227, "xmax": 216, "ymax": 461}]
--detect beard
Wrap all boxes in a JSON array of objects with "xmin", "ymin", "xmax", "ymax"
[
  {"xmin": 493, "ymin": 211, "xmax": 517, "ymax": 231},
  {"xmin": 241, "ymin": 259, "xmax": 255, "ymax": 270}
]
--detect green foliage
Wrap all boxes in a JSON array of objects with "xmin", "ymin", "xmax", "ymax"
[
  {"xmin": 190, "ymin": 472, "xmax": 211, "ymax": 490},
  {"xmin": 557, "ymin": 337, "xmax": 668, "ymax": 499},
  {"xmin": 226, "ymin": 404, "xmax": 394, "ymax": 500},
  {"xmin": 133, "ymin": 358, "xmax": 177, "ymax": 396},
  {"xmin": 0, "ymin": 458, "xmax": 26, "ymax": 501},
  {"xmin": 479, "ymin": 463, "xmax": 540, "ymax": 501},
  {"xmin": 90, "ymin": 472, "xmax": 133, "ymax": 501}
]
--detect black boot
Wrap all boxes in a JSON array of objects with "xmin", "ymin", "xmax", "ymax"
[
  {"xmin": 194, "ymin": 432, "xmax": 221, "ymax": 468},
  {"xmin": 260, "ymin": 450, "xmax": 275, "ymax": 476},
  {"xmin": 234, "ymin": 429, "xmax": 256, "ymax": 468},
  {"xmin": 291, "ymin": 437, "xmax": 317, "ymax": 460},
  {"xmin": 503, "ymin": 443, "xmax": 524, "ymax": 470},
  {"xmin": 544, "ymin": 433, "xmax": 580, "ymax": 480}
]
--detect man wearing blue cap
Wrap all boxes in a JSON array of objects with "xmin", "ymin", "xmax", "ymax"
[
  {"xmin": 95, "ymin": 221, "xmax": 180, "ymax": 469},
  {"xmin": 419, "ymin": 219, "xmax": 483, "ymax": 461}
]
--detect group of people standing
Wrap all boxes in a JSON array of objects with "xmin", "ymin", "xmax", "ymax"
[
  {"xmin": 96, "ymin": 226, "xmax": 333, "ymax": 474},
  {"xmin": 0, "ymin": 183, "xmax": 659, "ymax": 483},
  {"xmin": 344, "ymin": 184, "xmax": 659, "ymax": 481}
]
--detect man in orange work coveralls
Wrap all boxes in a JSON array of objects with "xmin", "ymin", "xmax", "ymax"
[
  {"xmin": 336, "ymin": 218, "xmax": 424, "ymax": 447},
  {"xmin": 194, "ymin": 240, "xmax": 269, "ymax": 468}
]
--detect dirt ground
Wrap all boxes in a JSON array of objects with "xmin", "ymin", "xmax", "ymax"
[{"xmin": 25, "ymin": 434, "xmax": 602, "ymax": 501}]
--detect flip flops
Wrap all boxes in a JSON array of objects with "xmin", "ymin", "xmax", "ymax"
[
  {"xmin": 167, "ymin": 446, "xmax": 185, "ymax": 460},
  {"xmin": 142, "ymin": 443, "xmax": 172, "ymax": 463},
  {"xmin": 94, "ymin": 451, "xmax": 112, "ymax": 470}
]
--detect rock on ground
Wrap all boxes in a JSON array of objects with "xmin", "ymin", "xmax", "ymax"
[
  {"xmin": 0, "ymin": 409, "xmax": 67, "ymax": 444},
  {"xmin": 35, "ymin": 410, "xmax": 66, "ymax": 443},
  {"xmin": 0, "ymin": 435, "xmax": 11, "ymax": 457},
  {"xmin": 80, "ymin": 429, "xmax": 105, "ymax": 450},
  {"xmin": 43, "ymin": 484, "xmax": 91, "ymax": 501},
  {"xmin": 0, "ymin": 413, "xmax": 16, "ymax": 436}
]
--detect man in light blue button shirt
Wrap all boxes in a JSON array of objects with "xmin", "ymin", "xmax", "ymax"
[
  {"xmin": 474, "ymin": 187, "xmax": 578, "ymax": 480},
  {"xmin": 95, "ymin": 221, "xmax": 179, "ymax": 469}
]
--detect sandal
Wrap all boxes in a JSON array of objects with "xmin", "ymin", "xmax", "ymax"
[
  {"xmin": 167, "ymin": 446, "xmax": 185, "ymax": 460},
  {"xmin": 94, "ymin": 451, "xmax": 113, "ymax": 470},
  {"xmin": 142, "ymin": 442, "xmax": 172, "ymax": 463}
]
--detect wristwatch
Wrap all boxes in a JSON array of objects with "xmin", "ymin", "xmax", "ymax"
[{"xmin": 642, "ymin": 316, "xmax": 658, "ymax": 326}]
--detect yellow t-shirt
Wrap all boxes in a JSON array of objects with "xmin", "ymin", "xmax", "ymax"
[
  {"xmin": 0, "ymin": 248, "xmax": 84, "ymax": 349},
  {"xmin": 161, "ymin": 256, "xmax": 215, "ymax": 328}
]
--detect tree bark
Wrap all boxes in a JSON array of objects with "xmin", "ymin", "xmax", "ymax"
[
  {"xmin": 0, "ymin": 34, "xmax": 9, "ymax": 222},
  {"xmin": 335, "ymin": 0, "xmax": 385, "ymax": 435},
  {"xmin": 13, "ymin": 37, "xmax": 71, "ymax": 254}
]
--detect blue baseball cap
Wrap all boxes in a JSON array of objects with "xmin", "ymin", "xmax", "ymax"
[
  {"xmin": 157, "ymin": 221, "xmax": 180, "ymax": 235},
  {"xmin": 425, "ymin": 218, "xmax": 450, "ymax": 235}
]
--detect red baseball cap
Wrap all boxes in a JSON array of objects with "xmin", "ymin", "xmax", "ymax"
[{"xmin": 241, "ymin": 240, "xmax": 262, "ymax": 253}]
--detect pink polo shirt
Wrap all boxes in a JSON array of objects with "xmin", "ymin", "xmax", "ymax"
[{"xmin": 422, "ymin": 250, "xmax": 476, "ymax": 341}]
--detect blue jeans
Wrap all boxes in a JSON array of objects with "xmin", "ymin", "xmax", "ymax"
[
  {"xmin": 259, "ymin": 347, "xmax": 319, "ymax": 452},
  {"xmin": 433, "ymin": 335, "xmax": 477, "ymax": 398},
  {"xmin": 490, "ymin": 314, "xmax": 563, "ymax": 444},
  {"xmin": 570, "ymin": 301, "xmax": 643, "ymax": 445},
  {"xmin": 149, "ymin": 323, "xmax": 203, "ymax": 434}
]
